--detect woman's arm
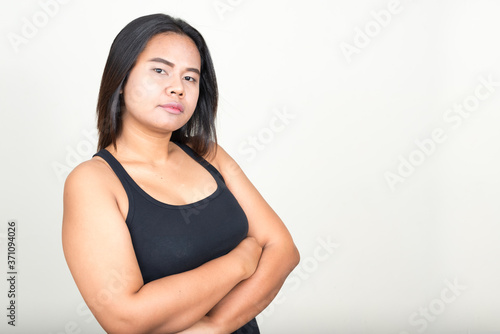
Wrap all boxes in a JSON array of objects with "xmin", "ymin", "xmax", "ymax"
[
  {"xmin": 181, "ymin": 145, "xmax": 300, "ymax": 333},
  {"xmin": 62, "ymin": 159, "xmax": 262, "ymax": 334}
]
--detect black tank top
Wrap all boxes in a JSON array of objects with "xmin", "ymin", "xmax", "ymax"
[{"xmin": 93, "ymin": 142, "xmax": 259, "ymax": 334}]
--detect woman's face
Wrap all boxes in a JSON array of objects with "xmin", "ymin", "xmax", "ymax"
[{"xmin": 121, "ymin": 32, "xmax": 201, "ymax": 134}]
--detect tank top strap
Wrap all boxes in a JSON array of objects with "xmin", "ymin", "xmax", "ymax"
[
  {"xmin": 92, "ymin": 149, "xmax": 136, "ymax": 196},
  {"xmin": 173, "ymin": 142, "xmax": 226, "ymax": 185}
]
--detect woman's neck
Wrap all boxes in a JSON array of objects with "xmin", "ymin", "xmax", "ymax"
[{"xmin": 110, "ymin": 122, "xmax": 175, "ymax": 166}]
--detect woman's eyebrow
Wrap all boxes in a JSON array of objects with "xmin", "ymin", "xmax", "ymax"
[{"xmin": 148, "ymin": 57, "xmax": 200, "ymax": 75}]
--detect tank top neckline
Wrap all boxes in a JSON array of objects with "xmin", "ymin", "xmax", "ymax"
[{"xmin": 95, "ymin": 142, "xmax": 224, "ymax": 210}]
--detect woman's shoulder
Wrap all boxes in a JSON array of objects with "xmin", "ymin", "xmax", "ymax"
[
  {"xmin": 64, "ymin": 153, "xmax": 117, "ymax": 196},
  {"xmin": 204, "ymin": 143, "xmax": 244, "ymax": 185}
]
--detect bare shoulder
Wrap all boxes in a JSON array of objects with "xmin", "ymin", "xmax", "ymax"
[
  {"xmin": 62, "ymin": 154, "xmax": 131, "ymax": 262},
  {"xmin": 211, "ymin": 144, "xmax": 232, "ymax": 163},
  {"xmin": 64, "ymin": 156, "xmax": 114, "ymax": 194},
  {"xmin": 62, "ymin": 155, "xmax": 121, "ymax": 223},
  {"xmin": 206, "ymin": 144, "xmax": 245, "ymax": 186}
]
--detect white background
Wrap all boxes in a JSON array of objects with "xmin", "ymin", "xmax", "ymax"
[{"xmin": 1, "ymin": 0, "xmax": 500, "ymax": 333}]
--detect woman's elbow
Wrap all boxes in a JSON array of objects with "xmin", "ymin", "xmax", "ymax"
[
  {"xmin": 96, "ymin": 307, "xmax": 144, "ymax": 334},
  {"xmin": 271, "ymin": 235, "xmax": 300, "ymax": 272},
  {"xmin": 288, "ymin": 242, "xmax": 300, "ymax": 271},
  {"xmin": 273, "ymin": 236, "xmax": 300, "ymax": 273},
  {"xmin": 93, "ymin": 301, "xmax": 161, "ymax": 334},
  {"xmin": 101, "ymin": 301, "xmax": 193, "ymax": 334}
]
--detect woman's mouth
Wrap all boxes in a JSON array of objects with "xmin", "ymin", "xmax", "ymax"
[{"xmin": 159, "ymin": 102, "xmax": 184, "ymax": 114}]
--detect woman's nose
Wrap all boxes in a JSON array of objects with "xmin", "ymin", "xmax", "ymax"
[{"xmin": 166, "ymin": 76, "xmax": 184, "ymax": 97}]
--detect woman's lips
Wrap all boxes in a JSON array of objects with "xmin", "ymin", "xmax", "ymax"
[{"xmin": 159, "ymin": 102, "xmax": 184, "ymax": 114}]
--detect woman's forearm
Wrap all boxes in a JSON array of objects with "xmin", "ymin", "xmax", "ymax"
[
  {"xmin": 136, "ymin": 254, "xmax": 245, "ymax": 333},
  {"xmin": 202, "ymin": 240, "xmax": 299, "ymax": 333}
]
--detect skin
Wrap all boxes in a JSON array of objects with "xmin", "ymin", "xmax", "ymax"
[{"xmin": 62, "ymin": 32, "xmax": 300, "ymax": 334}]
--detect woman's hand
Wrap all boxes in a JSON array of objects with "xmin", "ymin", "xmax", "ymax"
[
  {"xmin": 177, "ymin": 237, "xmax": 263, "ymax": 334},
  {"xmin": 230, "ymin": 236, "xmax": 263, "ymax": 280}
]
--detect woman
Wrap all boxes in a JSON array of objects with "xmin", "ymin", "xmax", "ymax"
[{"xmin": 62, "ymin": 13, "xmax": 299, "ymax": 334}]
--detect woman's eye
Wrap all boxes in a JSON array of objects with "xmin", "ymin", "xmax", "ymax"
[
  {"xmin": 184, "ymin": 76, "xmax": 196, "ymax": 82},
  {"xmin": 153, "ymin": 68, "xmax": 166, "ymax": 74}
]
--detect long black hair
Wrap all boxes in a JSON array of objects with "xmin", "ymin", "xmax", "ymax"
[{"xmin": 96, "ymin": 13, "xmax": 218, "ymax": 157}]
